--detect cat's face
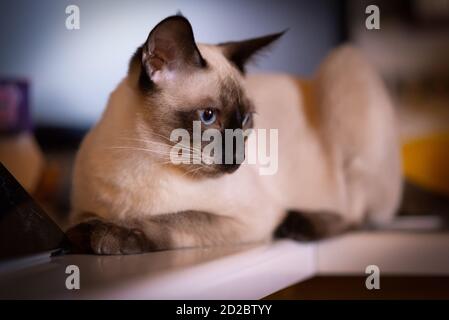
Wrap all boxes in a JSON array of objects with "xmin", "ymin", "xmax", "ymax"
[{"xmin": 130, "ymin": 15, "xmax": 283, "ymax": 178}]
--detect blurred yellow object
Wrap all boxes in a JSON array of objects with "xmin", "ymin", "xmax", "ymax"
[{"xmin": 402, "ymin": 132, "xmax": 449, "ymax": 196}]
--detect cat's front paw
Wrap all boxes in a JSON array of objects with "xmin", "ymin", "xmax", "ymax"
[
  {"xmin": 66, "ymin": 219, "xmax": 151, "ymax": 255},
  {"xmin": 274, "ymin": 210, "xmax": 351, "ymax": 241}
]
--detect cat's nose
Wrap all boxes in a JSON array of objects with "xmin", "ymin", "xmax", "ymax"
[{"xmin": 221, "ymin": 130, "xmax": 245, "ymax": 165}]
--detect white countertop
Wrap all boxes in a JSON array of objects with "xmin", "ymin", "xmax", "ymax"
[{"xmin": 0, "ymin": 230, "xmax": 448, "ymax": 299}]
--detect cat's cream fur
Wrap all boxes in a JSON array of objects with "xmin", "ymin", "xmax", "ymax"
[{"xmin": 70, "ymin": 41, "xmax": 402, "ymax": 252}]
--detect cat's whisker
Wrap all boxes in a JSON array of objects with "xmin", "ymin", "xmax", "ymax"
[
  {"xmin": 117, "ymin": 135, "xmax": 215, "ymax": 164},
  {"xmin": 181, "ymin": 165, "xmax": 207, "ymax": 178},
  {"xmin": 147, "ymin": 131, "xmax": 173, "ymax": 142},
  {"xmin": 118, "ymin": 137, "xmax": 168, "ymax": 145},
  {"xmin": 107, "ymin": 141, "xmax": 215, "ymax": 168},
  {"xmin": 117, "ymin": 138, "xmax": 173, "ymax": 150},
  {"xmin": 117, "ymin": 137, "xmax": 205, "ymax": 159},
  {"xmin": 105, "ymin": 146, "xmax": 175, "ymax": 158}
]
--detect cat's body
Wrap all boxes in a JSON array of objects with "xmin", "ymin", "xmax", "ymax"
[{"xmin": 68, "ymin": 16, "xmax": 401, "ymax": 254}]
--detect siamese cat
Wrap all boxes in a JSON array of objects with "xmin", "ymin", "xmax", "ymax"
[{"xmin": 67, "ymin": 15, "xmax": 402, "ymax": 255}]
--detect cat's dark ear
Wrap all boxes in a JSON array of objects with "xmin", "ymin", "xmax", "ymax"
[
  {"xmin": 218, "ymin": 31, "xmax": 286, "ymax": 73},
  {"xmin": 142, "ymin": 15, "xmax": 206, "ymax": 83}
]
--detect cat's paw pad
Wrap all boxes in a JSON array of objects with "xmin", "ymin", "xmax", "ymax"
[{"xmin": 66, "ymin": 220, "xmax": 150, "ymax": 255}]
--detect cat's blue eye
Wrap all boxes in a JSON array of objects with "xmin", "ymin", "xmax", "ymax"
[
  {"xmin": 199, "ymin": 109, "xmax": 216, "ymax": 125},
  {"xmin": 242, "ymin": 113, "xmax": 251, "ymax": 127}
]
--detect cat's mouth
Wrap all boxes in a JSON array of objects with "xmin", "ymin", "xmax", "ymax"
[
  {"xmin": 222, "ymin": 163, "xmax": 241, "ymax": 174},
  {"xmin": 163, "ymin": 128, "xmax": 247, "ymax": 178},
  {"xmin": 170, "ymin": 161, "xmax": 242, "ymax": 179},
  {"xmin": 196, "ymin": 161, "xmax": 242, "ymax": 178}
]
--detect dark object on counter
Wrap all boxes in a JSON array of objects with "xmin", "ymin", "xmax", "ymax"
[{"xmin": 0, "ymin": 163, "xmax": 69, "ymax": 261}]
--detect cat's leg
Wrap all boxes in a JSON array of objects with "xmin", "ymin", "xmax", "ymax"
[
  {"xmin": 338, "ymin": 144, "xmax": 402, "ymax": 227},
  {"xmin": 275, "ymin": 153, "xmax": 401, "ymax": 242},
  {"xmin": 66, "ymin": 211, "xmax": 247, "ymax": 255},
  {"xmin": 274, "ymin": 210, "xmax": 353, "ymax": 241}
]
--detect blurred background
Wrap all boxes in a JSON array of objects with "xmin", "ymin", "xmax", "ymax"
[
  {"xmin": 0, "ymin": 0, "xmax": 344, "ymax": 128},
  {"xmin": 0, "ymin": 0, "xmax": 448, "ymax": 225}
]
